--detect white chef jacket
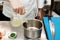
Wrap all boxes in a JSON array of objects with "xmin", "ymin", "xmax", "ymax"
[{"xmin": 2, "ymin": 0, "xmax": 44, "ymax": 19}]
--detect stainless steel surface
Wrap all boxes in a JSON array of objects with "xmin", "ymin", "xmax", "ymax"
[
  {"xmin": 23, "ymin": 19, "xmax": 42, "ymax": 39},
  {"xmin": 24, "ymin": 38, "xmax": 40, "ymax": 40}
]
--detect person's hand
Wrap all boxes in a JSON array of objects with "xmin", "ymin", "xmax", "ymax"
[
  {"xmin": 7, "ymin": 0, "xmax": 25, "ymax": 15},
  {"xmin": 37, "ymin": 8, "xmax": 43, "ymax": 20},
  {"xmin": 13, "ymin": 5, "xmax": 25, "ymax": 15}
]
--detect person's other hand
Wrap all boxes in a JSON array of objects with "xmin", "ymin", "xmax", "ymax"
[{"xmin": 7, "ymin": 0, "xmax": 25, "ymax": 15}]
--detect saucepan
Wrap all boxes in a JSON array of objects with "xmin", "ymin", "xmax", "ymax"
[{"xmin": 23, "ymin": 19, "xmax": 43, "ymax": 39}]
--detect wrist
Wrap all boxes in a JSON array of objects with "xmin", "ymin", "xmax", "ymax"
[{"xmin": 38, "ymin": 8, "xmax": 43, "ymax": 20}]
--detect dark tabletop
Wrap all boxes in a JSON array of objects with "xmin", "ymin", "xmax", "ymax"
[{"xmin": 0, "ymin": 10, "xmax": 10, "ymax": 21}]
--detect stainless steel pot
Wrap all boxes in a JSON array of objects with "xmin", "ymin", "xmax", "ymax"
[
  {"xmin": 24, "ymin": 37, "xmax": 40, "ymax": 40},
  {"xmin": 23, "ymin": 19, "xmax": 43, "ymax": 39}
]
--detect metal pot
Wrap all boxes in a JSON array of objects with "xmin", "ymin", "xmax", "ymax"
[{"xmin": 23, "ymin": 19, "xmax": 43, "ymax": 39}]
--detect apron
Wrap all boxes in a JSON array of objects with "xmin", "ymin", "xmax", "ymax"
[{"xmin": 3, "ymin": 0, "xmax": 38, "ymax": 19}]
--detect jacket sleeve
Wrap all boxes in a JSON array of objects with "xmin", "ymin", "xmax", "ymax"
[
  {"xmin": 37, "ymin": 0, "xmax": 44, "ymax": 8},
  {"xmin": 46, "ymin": 0, "xmax": 51, "ymax": 5}
]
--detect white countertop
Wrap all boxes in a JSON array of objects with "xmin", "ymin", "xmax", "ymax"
[{"xmin": 0, "ymin": 21, "xmax": 47, "ymax": 40}]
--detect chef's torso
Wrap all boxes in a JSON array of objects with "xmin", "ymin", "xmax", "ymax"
[{"xmin": 3, "ymin": 0, "xmax": 38, "ymax": 19}]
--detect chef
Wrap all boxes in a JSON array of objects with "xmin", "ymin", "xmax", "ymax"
[{"xmin": 3, "ymin": 0, "xmax": 44, "ymax": 20}]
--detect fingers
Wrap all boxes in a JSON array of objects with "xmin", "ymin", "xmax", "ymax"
[
  {"xmin": 8, "ymin": 0, "xmax": 25, "ymax": 15},
  {"xmin": 13, "ymin": 8, "xmax": 18, "ymax": 14},
  {"xmin": 22, "ymin": 6, "xmax": 25, "ymax": 14},
  {"xmin": 19, "ymin": 7, "xmax": 25, "ymax": 15},
  {"xmin": 13, "ymin": 6, "xmax": 25, "ymax": 15},
  {"xmin": 19, "ymin": 7, "xmax": 23, "ymax": 15}
]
